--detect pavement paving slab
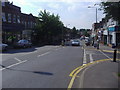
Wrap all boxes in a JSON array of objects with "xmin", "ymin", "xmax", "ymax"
[{"xmin": 82, "ymin": 60, "xmax": 119, "ymax": 88}]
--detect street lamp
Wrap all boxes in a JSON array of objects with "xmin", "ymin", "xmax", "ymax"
[
  {"xmin": 88, "ymin": 6, "xmax": 98, "ymax": 23},
  {"xmin": 88, "ymin": 4, "xmax": 99, "ymax": 48}
]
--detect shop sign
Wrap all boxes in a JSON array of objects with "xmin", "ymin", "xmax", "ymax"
[{"xmin": 108, "ymin": 27, "xmax": 115, "ymax": 31}]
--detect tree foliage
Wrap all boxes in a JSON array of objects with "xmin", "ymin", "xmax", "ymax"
[
  {"xmin": 71, "ymin": 27, "xmax": 78, "ymax": 38},
  {"xmin": 34, "ymin": 10, "xmax": 64, "ymax": 45},
  {"xmin": 100, "ymin": 2, "xmax": 120, "ymax": 25}
]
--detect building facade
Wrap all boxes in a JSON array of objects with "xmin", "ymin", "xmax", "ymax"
[
  {"xmin": 2, "ymin": 1, "xmax": 37, "ymax": 45},
  {"xmin": 92, "ymin": 17, "xmax": 120, "ymax": 48}
]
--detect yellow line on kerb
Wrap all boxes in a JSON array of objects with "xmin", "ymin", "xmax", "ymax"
[
  {"xmin": 102, "ymin": 50, "xmax": 120, "ymax": 53},
  {"xmin": 68, "ymin": 58, "xmax": 112, "ymax": 89}
]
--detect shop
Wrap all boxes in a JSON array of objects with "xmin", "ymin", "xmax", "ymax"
[{"xmin": 108, "ymin": 25, "xmax": 120, "ymax": 47}]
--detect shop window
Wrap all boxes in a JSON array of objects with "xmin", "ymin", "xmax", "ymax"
[
  {"xmin": 2, "ymin": 12, "xmax": 6, "ymax": 22},
  {"xmin": 13, "ymin": 15, "xmax": 16, "ymax": 23},
  {"xmin": 8, "ymin": 13, "xmax": 11, "ymax": 23},
  {"xmin": 17, "ymin": 15, "xmax": 20, "ymax": 23}
]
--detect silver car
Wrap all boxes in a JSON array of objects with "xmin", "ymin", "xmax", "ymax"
[
  {"xmin": 71, "ymin": 40, "xmax": 80, "ymax": 46},
  {"xmin": 0, "ymin": 43, "xmax": 8, "ymax": 51},
  {"xmin": 14, "ymin": 39, "xmax": 32, "ymax": 48}
]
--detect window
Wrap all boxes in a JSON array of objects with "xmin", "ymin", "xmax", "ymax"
[
  {"xmin": 35, "ymin": 23, "xmax": 36, "ymax": 26},
  {"xmin": 25, "ymin": 21, "xmax": 27, "ymax": 28},
  {"xmin": 22, "ymin": 21, "xmax": 24, "ymax": 24},
  {"xmin": 2, "ymin": 12, "xmax": 6, "ymax": 22},
  {"xmin": 13, "ymin": 15, "xmax": 16, "ymax": 23},
  {"xmin": 17, "ymin": 15, "xmax": 20, "ymax": 23},
  {"xmin": 2, "ymin": 2, "xmax": 5, "ymax": 6},
  {"xmin": 31, "ymin": 21, "xmax": 32, "ymax": 28},
  {"xmin": 28, "ymin": 21, "xmax": 30, "ymax": 27},
  {"xmin": 8, "ymin": 13, "xmax": 11, "ymax": 23}
]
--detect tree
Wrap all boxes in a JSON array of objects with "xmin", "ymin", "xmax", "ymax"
[
  {"xmin": 71, "ymin": 27, "xmax": 78, "ymax": 38},
  {"xmin": 100, "ymin": 1, "xmax": 120, "ymax": 25},
  {"xmin": 35, "ymin": 10, "xmax": 64, "ymax": 45}
]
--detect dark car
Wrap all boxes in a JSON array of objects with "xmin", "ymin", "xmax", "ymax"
[{"xmin": 14, "ymin": 39, "xmax": 32, "ymax": 48}]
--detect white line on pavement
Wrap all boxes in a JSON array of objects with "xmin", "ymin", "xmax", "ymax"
[
  {"xmin": 0, "ymin": 60, "xmax": 27, "ymax": 71},
  {"xmin": 89, "ymin": 54, "xmax": 93, "ymax": 63},
  {"xmin": 37, "ymin": 52, "xmax": 50, "ymax": 57},
  {"xmin": 14, "ymin": 57, "xmax": 22, "ymax": 62}
]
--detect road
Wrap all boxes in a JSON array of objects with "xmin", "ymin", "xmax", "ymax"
[
  {"xmin": 1, "ymin": 41, "xmax": 118, "ymax": 88},
  {"xmin": 1, "ymin": 45, "xmax": 84, "ymax": 88}
]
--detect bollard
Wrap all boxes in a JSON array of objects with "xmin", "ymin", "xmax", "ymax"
[{"xmin": 113, "ymin": 49, "xmax": 117, "ymax": 62}]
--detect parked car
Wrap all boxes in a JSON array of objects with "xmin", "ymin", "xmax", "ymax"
[
  {"xmin": 85, "ymin": 39, "xmax": 90, "ymax": 46},
  {"xmin": 71, "ymin": 39, "xmax": 80, "ymax": 46},
  {"xmin": 0, "ymin": 43, "xmax": 8, "ymax": 51},
  {"xmin": 14, "ymin": 39, "xmax": 32, "ymax": 48}
]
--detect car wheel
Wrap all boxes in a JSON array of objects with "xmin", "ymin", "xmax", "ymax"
[
  {"xmin": 23, "ymin": 45, "xmax": 26, "ymax": 48},
  {"xmin": 4, "ymin": 46, "xmax": 8, "ymax": 51}
]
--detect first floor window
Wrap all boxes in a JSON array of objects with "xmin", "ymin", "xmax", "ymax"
[
  {"xmin": 8, "ymin": 13, "xmax": 11, "ymax": 23},
  {"xmin": 17, "ymin": 15, "xmax": 20, "ymax": 23},
  {"xmin": 2, "ymin": 12, "xmax": 6, "ymax": 22},
  {"xmin": 13, "ymin": 15, "xmax": 16, "ymax": 23}
]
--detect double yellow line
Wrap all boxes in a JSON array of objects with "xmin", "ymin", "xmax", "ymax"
[
  {"xmin": 68, "ymin": 58, "xmax": 118, "ymax": 89},
  {"xmin": 102, "ymin": 50, "xmax": 120, "ymax": 53}
]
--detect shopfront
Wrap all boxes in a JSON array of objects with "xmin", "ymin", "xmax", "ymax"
[{"xmin": 108, "ymin": 25, "xmax": 120, "ymax": 47}]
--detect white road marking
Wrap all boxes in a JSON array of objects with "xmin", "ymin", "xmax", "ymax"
[
  {"xmin": 14, "ymin": 57, "xmax": 22, "ymax": 62},
  {"xmin": 89, "ymin": 54, "xmax": 93, "ymax": 63},
  {"xmin": 82, "ymin": 46, "xmax": 83, "ymax": 49},
  {"xmin": 99, "ymin": 50, "xmax": 112, "ymax": 60},
  {"xmin": 86, "ymin": 51, "xmax": 95, "ymax": 54},
  {"xmin": 25, "ymin": 51, "xmax": 38, "ymax": 55},
  {"xmin": 37, "ymin": 52, "xmax": 50, "ymax": 57},
  {"xmin": 0, "ymin": 60, "xmax": 27, "ymax": 71},
  {"xmin": 55, "ymin": 48, "xmax": 61, "ymax": 51},
  {"xmin": 83, "ymin": 49, "xmax": 87, "ymax": 65}
]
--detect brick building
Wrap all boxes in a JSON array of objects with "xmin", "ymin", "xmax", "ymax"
[{"xmin": 2, "ymin": 1, "xmax": 37, "ymax": 45}]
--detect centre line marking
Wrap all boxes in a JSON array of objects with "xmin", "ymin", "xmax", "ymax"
[
  {"xmin": 14, "ymin": 57, "xmax": 22, "ymax": 62},
  {"xmin": 37, "ymin": 52, "xmax": 50, "ymax": 57},
  {"xmin": 0, "ymin": 60, "xmax": 27, "ymax": 71}
]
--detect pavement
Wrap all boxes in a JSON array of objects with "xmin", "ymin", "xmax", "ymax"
[{"xmin": 77, "ymin": 43, "xmax": 120, "ymax": 88}]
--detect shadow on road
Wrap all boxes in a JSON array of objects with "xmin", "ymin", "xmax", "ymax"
[
  {"xmin": 2, "ymin": 46, "xmax": 38, "ymax": 54},
  {"xmin": 1, "ymin": 64, "xmax": 53, "ymax": 76}
]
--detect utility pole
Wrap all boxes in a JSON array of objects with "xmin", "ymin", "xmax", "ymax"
[
  {"xmin": 88, "ymin": 5, "xmax": 98, "ymax": 47},
  {"xmin": 0, "ymin": 1, "xmax": 2, "ymax": 44}
]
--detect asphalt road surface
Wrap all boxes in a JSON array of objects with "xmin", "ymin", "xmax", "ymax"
[
  {"xmin": 1, "ymin": 45, "xmax": 84, "ymax": 88},
  {"xmin": 1, "ymin": 41, "xmax": 117, "ymax": 88}
]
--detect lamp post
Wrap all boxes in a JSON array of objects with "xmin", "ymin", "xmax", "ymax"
[
  {"xmin": 88, "ymin": 6, "xmax": 97, "ymax": 23},
  {"xmin": 88, "ymin": 5, "xmax": 98, "ymax": 47}
]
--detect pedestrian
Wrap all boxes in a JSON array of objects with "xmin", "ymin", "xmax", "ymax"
[{"xmin": 97, "ymin": 39, "xmax": 99, "ymax": 49}]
